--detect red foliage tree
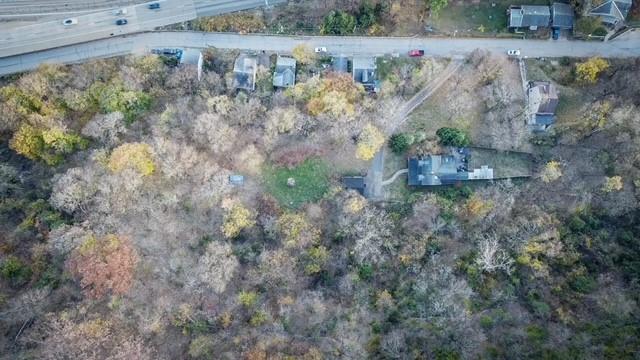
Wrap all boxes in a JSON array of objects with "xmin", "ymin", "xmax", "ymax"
[{"xmin": 67, "ymin": 234, "xmax": 138, "ymax": 299}]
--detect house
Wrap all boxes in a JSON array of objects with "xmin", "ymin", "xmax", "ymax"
[
  {"xmin": 273, "ymin": 56, "xmax": 296, "ymax": 88},
  {"xmin": 508, "ymin": 5, "xmax": 551, "ymax": 30},
  {"xmin": 352, "ymin": 56, "xmax": 379, "ymax": 92},
  {"xmin": 589, "ymin": 0, "xmax": 633, "ymax": 27},
  {"xmin": 179, "ymin": 49, "xmax": 204, "ymax": 81},
  {"xmin": 233, "ymin": 53, "xmax": 258, "ymax": 91},
  {"xmin": 343, "ymin": 176, "xmax": 366, "ymax": 195},
  {"xmin": 551, "ymin": 2, "xmax": 575, "ymax": 30},
  {"xmin": 407, "ymin": 148, "xmax": 494, "ymax": 186},
  {"xmin": 332, "ymin": 56, "xmax": 349, "ymax": 73},
  {"xmin": 527, "ymin": 81, "xmax": 559, "ymax": 131}
]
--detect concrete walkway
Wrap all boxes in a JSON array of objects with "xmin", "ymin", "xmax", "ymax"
[{"xmin": 381, "ymin": 169, "xmax": 408, "ymax": 186}]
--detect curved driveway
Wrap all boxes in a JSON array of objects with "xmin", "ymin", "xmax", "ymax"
[{"xmin": 1, "ymin": 30, "xmax": 639, "ymax": 76}]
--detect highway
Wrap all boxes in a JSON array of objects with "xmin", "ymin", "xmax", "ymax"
[
  {"xmin": 1, "ymin": 31, "xmax": 639, "ymax": 77},
  {"xmin": 0, "ymin": 0, "xmax": 145, "ymax": 18},
  {"xmin": 0, "ymin": 0, "xmax": 287, "ymax": 58}
]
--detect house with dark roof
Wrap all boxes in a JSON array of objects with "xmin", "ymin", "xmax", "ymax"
[
  {"xmin": 332, "ymin": 56, "xmax": 350, "ymax": 73},
  {"xmin": 343, "ymin": 176, "xmax": 366, "ymax": 195},
  {"xmin": 273, "ymin": 56, "xmax": 296, "ymax": 88},
  {"xmin": 527, "ymin": 81, "xmax": 559, "ymax": 131},
  {"xmin": 509, "ymin": 5, "xmax": 551, "ymax": 30},
  {"xmin": 233, "ymin": 53, "xmax": 258, "ymax": 91},
  {"xmin": 551, "ymin": 2, "xmax": 575, "ymax": 30},
  {"xmin": 352, "ymin": 56, "xmax": 379, "ymax": 92},
  {"xmin": 589, "ymin": 0, "xmax": 633, "ymax": 26},
  {"xmin": 408, "ymin": 148, "xmax": 494, "ymax": 186}
]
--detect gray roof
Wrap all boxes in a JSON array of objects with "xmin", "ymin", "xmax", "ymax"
[
  {"xmin": 352, "ymin": 56, "xmax": 377, "ymax": 86},
  {"xmin": 551, "ymin": 2, "xmax": 575, "ymax": 29},
  {"xmin": 332, "ymin": 56, "xmax": 349, "ymax": 73},
  {"xmin": 590, "ymin": 0, "xmax": 632, "ymax": 24},
  {"xmin": 530, "ymin": 81, "xmax": 559, "ymax": 114},
  {"xmin": 273, "ymin": 56, "xmax": 296, "ymax": 88},
  {"xmin": 509, "ymin": 5, "xmax": 551, "ymax": 28},
  {"xmin": 233, "ymin": 54, "xmax": 257, "ymax": 91},
  {"xmin": 179, "ymin": 49, "xmax": 202, "ymax": 65}
]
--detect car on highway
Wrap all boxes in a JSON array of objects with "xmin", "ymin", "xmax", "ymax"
[
  {"xmin": 314, "ymin": 47, "xmax": 327, "ymax": 53},
  {"xmin": 408, "ymin": 49, "xmax": 425, "ymax": 57},
  {"xmin": 113, "ymin": 8, "xmax": 127, "ymax": 15},
  {"xmin": 115, "ymin": 19, "xmax": 128, "ymax": 26},
  {"xmin": 507, "ymin": 49, "xmax": 521, "ymax": 56},
  {"xmin": 62, "ymin": 18, "xmax": 78, "ymax": 26},
  {"xmin": 148, "ymin": 3, "xmax": 161, "ymax": 9}
]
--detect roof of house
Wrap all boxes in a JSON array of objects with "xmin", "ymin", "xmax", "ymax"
[
  {"xmin": 408, "ymin": 154, "xmax": 468, "ymax": 186},
  {"xmin": 332, "ymin": 56, "xmax": 349, "ymax": 73},
  {"xmin": 343, "ymin": 176, "xmax": 366, "ymax": 195},
  {"xmin": 273, "ymin": 56, "xmax": 297, "ymax": 88},
  {"xmin": 352, "ymin": 56, "xmax": 377, "ymax": 85},
  {"xmin": 179, "ymin": 49, "xmax": 202, "ymax": 65},
  {"xmin": 233, "ymin": 54, "xmax": 257, "ymax": 91},
  {"xmin": 551, "ymin": 2, "xmax": 575, "ymax": 29},
  {"xmin": 590, "ymin": 0, "xmax": 633, "ymax": 24},
  {"xmin": 509, "ymin": 5, "xmax": 551, "ymax": 28},
  {"xmin": 229, "ymin": 175, "xmax": 245, "ymax": 185},
  {"xmin": 529, "ymin": 81, "xmax": 559, "ymax": 114}
]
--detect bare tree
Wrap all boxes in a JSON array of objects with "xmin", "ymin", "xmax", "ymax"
[{"xmin": 475, "ymin": 234, "xmax": 514, "ymax": 275}]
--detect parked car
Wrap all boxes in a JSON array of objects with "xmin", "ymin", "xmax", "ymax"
[
  {"xmin": 408, "ymin": 49, "xmax": 425, "ymax": 57},
  {"xmin": 507, "ymin": 49, "xmax": 521, "ymax": 56},
  {"xmin": 62, "ymin": 18, "xmax": 78, "ymax": 26},
  {"xmin": 552, "ymin": 28, "xmax": 560, "ymax": 40},
  {"xmin": 148, "ymin": 3, "xmax": 160, "ymax": 9},
  {"xmin": 115, "ymin": 19, "xmax": 128, "ymax": 25},
  {"xmin": 314, "ymin": 47, "xmax": 327, "ymax": 53},
  {"xmin": 113, "ymin": 8, "xmax": 127, "ymax": 15}
]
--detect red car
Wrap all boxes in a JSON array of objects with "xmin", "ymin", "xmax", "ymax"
[{"xmin": 408, "ymin": 49, "xmax": 425, "ymax": 57}]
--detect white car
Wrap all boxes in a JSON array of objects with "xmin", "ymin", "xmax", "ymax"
[
  {"xmin": 507, "ymin": 49, "xmax": 521, "ymax": 56},
  {"xmin": 62, "ymin": 18, "xmax": 78, "ymax": 26},
  {"xmin": 114, "ymin": 8, "xmax": 127, "ymax": 15},
  {"xmin": 314, "ymin": 47, "xmax": 327, "ymax": 53}
]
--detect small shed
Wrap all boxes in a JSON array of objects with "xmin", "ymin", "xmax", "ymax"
[
  {"xmin": 343, "ymin": 176, "xmax": 366, "ymax": 195},
  {"xmin": 229, "ymin": 175, "xmax": 245, "ymax": 186}
]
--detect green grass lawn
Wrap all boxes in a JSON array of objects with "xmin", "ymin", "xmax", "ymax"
[
  {"xmin": 432, "ymin": 0, "xmax": 549, "ymax": 34},
  {"xmin": 264, "ymin": 158, "xmax": 331, "ymax": 209},
  {"xmin": 469, "ymin": 148, "xmax": 533, "ymax": 178}
]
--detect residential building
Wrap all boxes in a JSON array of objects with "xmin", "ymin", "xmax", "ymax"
[
  {"xmin": 551, "ymin": 2, "xmax": 575, "ymax": 30},
  {"xmin": 332, "ymin": 56, "xmax": 349, "ymax": 73},
  {"xmin": 233, "ymin": 53, "xmax": 258, "ymax": 91},
  {"xmin": 352, "ymin": 56, "xmax": 379, "ymax": 92},
  {"xmin": 508, "ymin": 5, "xmax": 551, "ymax": 30},
  {"xmin": 179, "ymin": 49, "xmax": 203, "ymax": 81},
  {"xmin": 589, "ymin": 0, "xmax": 633, "ymax": 27},
  {"xmin": 408, "ymin": 148, "xmax": 494, "ymax": 186},
  {"xmin": 527, "ymin": 81, "xmax": 559, "ymax": 131},
  {"xmin": 273, "ymin": 55, "xmax": 296, "ymax": 88}
]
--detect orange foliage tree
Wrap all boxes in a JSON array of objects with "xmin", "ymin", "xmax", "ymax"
[{"xmin": 66, "ymin": 234, "xmax": 139, "ymax": 299}]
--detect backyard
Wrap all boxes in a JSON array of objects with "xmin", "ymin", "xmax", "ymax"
[
  {"xmin": 429, "ymin": 0, "xmax": 550, "ymax": 36},
  {"xmin": 264, "ymin": 158, "xmax": 332, "ymax": 209}
]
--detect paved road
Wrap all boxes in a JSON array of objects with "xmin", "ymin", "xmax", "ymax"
[
  {"xmin": 0, "ymin": 0, "xmax": 286, "ymax": 58},
  {"xmin": 1, "ymin": 30, "xmax": 640, "ymax": 76},
  {"xmin": 0, "ymin": 0, "xmax": 144, "ymax": 18}
]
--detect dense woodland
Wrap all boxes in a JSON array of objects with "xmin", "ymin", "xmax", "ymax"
[{"xmin": 1, "ymin": 25, "xmax": 640, "ymax": 360}]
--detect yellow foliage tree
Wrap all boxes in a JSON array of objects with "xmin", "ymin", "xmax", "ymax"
[
  {"xmin": 291, "ymin": 44, "xmax": 317, "ymax": 65},
  {"xmin": 344, "ymin": 194, "xmax": 367, "ymax": 214},
  {"xmin": 277, "ymin": 212, "xmax": 320, "ymax": 248},
  {"xmin": 289, "ymin": 73, "xmax": 364, "ymax": 119},
  {"xmin": 221, "ymin": 204, "xmax": 256, "ymax": 238},
  {"xmin": 575, "ymin": 57, "xmax": 609, "ymax": 84},
  {"xmin": 602, "ymin": 176, "xmax": 623, "ymax": 192},
  {"xmin": 541, "ymin": 161, "xmax": 563, "ymax": 183},
  {"xmin": 464, "ymin": 194, "xmax": 493, "ymax": 219},
  {"xmin": 107, "ymin": 142, "xmax": 155, "ymax": 176},
  {"xmin": 356, "ymin": 124, "xmax": 385, "ymax": 160}
]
